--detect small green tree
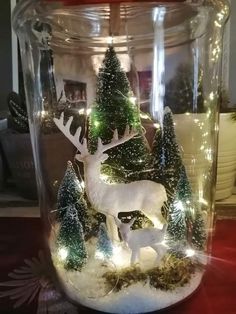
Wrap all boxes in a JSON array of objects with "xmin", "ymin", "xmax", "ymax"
[
  {"xmin": 162, "ymin": 106, "xmax": 183, "ymax": 193},
  {"xmin": 57, "ymin": 161, "xmax": 90, "ymax": 235},
  {"xmin": 162, "ymin": 110, "xmax": 193, "ymax": 243},
  {"xmin": 164, "ymin": 64, "xmax": 204, "ymax": 114},
  {"xmin": 96, "ymin": 223, "xmax": 113, "ymax": 259},
  {"xmin": 151, "ymin": 107, "xmax": 206, "ymax": 251},
  {"xmin": 57, "ymin": 205, "xmax": 87, "ymax": 270},
  {"xmin": 149, "ymin": 125, "xmax": 165, "ymax": 186},
  {"xmin": 167, "ymin": 166, "xmax": 193, "ymax": 242},
  {"xmin": 192, "ymin": 210, "xmax": 206, "ymax": 250},
  {"xmin": 89, "ymin": 46, "xmax": 150, "ymax": 182}
]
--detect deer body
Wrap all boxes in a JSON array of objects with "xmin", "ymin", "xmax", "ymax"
[
  {"xmin": 84, "ymin": 160, "xmax": 166, "ymax": 216},
  {"xmin": 54, "ymin": 114, "xmax": 167, "ymax": 242},
  {"xmin": 116, "ymin": 218, "xmax": 167, "ymax": 265}
]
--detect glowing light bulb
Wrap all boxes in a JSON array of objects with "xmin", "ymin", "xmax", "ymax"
[
  {"xmin": 100, "ymin": 174, "xmax": 109, "ymax": 182},
  {"xmin": 80, "ymin": 181, "xmax": 85, "ymax": 189},
  {"xmin": 153, "ymin": 123, "xmax": 160, "ymax": 129},
  {"xmin": 185, "ymin": 248, "xmax": 195, "ymax": 257},
  {"xmin": 86, "ymin": 108, "xmax": 92, "ymax": 115},
  {"xmin": 214, "ymin": 20, "xmax": 222, "ymax": 28},
  {"xmin": 78, "ymin": 108, "xmax": 85, "ymax": 115},
  {"xmin": 94, "ymin": 121, "xmax": 100, "ymax": 127},
  {"xmin": 129, "ymin": 96, "xmax": 136, "ymax": 105},
  {"xmin": 175, "ymin": 200, "xmax": 184, "ymax": 212},
  {"xmin": 58, "ymin": 247, "xmax": 68, "ymax": 260},
  {"xmin": 209, "ymin": 92, "xmax": 214, "ymax": 100},
  {"xmin": 41, "ymin": 110, "xmax": 48, "ymax": 117}
]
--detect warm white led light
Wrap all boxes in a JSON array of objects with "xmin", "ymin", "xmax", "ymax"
[
  {"xmin": 41, "ymin": 110, "xmax": 48, "ymax": 117},
  {"xmin": 100, "ymin": 174, "xmax": 109, "ymax": 182},
  {"xmin": 153, "ymin": 123, "xmax": 160, "ymax": 129},
  {"xmin": 78, "ymin": 108, "xmax": 85, "ymax": 115},
  {"xmin": 58, "ymin": 247, "xmax": 68, "ymax": 260},
  {"xmin": 86, "ymin": 108, "xmax": 92, "ymax": 115},
  {"xmin": 129, "ymin": 96, "xmax": 137, "ymax": 105},
  {"xmin": 80, "ymin": 181, "xmax": 85, "ymax": 189},
  {"xmin": 209, "ymin": 92, "xmax": 214, "ymax": 100},
  {"xmin": 175, "ymin": 200, "xmax": 184, "ymax": 212},
  {"xmin": 186, "ymin": 248, "xmax": 195, "ymax": 257}
]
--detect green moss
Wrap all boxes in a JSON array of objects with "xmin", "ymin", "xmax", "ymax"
[
  {"xmin": 103, "ymin": 266, "xmax": 148, "ymax": 291},
  {"xmin": 147, "ymin": 255, "xmax": 195, "ymax": 290},
  {"xmin": 103, "ymin": 255, "xmax": 196, "ymax": 292}
]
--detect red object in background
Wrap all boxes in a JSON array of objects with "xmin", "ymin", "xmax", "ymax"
[
  {"xmin": 44, "ymin": 0, "xmax": 186, "ymax": 5},
  {"xmin": 0, "ymin": 217, "xmax": 236, "ymax": 313}
]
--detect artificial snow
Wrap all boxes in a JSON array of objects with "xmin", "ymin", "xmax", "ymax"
[
  {"xmin": 61, "ymin": 268, "xmax": 203, "ymax": 314},
  {"xmin": 53, "ymin": 238, "xmax": 204, "ymax": 314}
]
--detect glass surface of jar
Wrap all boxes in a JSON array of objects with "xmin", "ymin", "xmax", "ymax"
[{"xmin": 13, "ymin": 0, "xmax": 229, "ymax": 313}]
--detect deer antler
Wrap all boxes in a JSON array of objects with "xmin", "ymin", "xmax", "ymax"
[
  {"xmin": 96, "ymin": 125, "xmax": 138, "ymax": 154},
  {"xmin": 53, "ymin": 113, "xmax": 89, "ymax": 156}
]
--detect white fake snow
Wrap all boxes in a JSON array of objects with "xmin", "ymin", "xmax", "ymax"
[
  {"xmin": 60, "ymin": 269, "xmax": 203, "ymax": 314},
  {"xmin": 53, "ymin": 238, "xmax": 204, "ymax": 314}
]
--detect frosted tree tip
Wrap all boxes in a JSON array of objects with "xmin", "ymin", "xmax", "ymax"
[
  {"xmin": 164, "ymin": 106, "xmax": 172, "ymax": 114},
  {"xmin": 67, "ymin": 160, "xmax": 73, "ymax": 166}
]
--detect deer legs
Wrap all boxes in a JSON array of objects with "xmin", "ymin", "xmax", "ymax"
[
  {"xmin": 150, "ymin": 244, "xmax": 166, "ymax": 264},
  {"xmin": 130, "ymin": 245, "xmax": 165, "ymax": 265},
  {"xmin": 131, "ymin": 249, "xmax": 140, "ymax": 265},
  {"xmin": 106, "ymin": 214, "xmax": 120, "ymax": 243}
]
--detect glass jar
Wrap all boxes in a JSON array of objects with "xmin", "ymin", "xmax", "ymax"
[{"xmin": 13, "ymin": 0, "xmax": 229, "ymax": 313}]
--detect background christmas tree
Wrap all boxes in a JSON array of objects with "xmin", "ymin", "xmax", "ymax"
[
  {"xmin": 167, "ymin": 165, "xmax": 194, "ymax": 243},
  {"xmin": 164, "ymin": 63, "xmax": 205, "ymax": 114},
  {"xmin": 89, "ymin": 46, "xmax": 150, "ymax": 182},
  {"xmin": 161, "ymin": 107, "xmax": 183, "ymax": 193},
  {"xmin": 57, "ymin": 161, "xmax": 90, "ymax": 235},
  {"xmin": 96, "ymin": 223, "xmax": 113, "ymax": 259},
  {"xmin": 149, "ymin": 125, "xmax": 165, "ymax": 185},
  {"xmin": 57, "ymin": 204, "xmax": 88, "ymax": 270},
  {"xmin": 191, "ymin": 210, "xmax": 206, "ymax": 250},
  {"xmin": 151, "ymin": 107, "xmax": 206, "ymax": 252}
]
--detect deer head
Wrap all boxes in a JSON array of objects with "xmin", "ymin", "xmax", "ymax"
[
  {"xmin": 115, "ymin": 217, "xmax": 136, "ymax": 242},
  {"xmin": 53, "ymin": 113, "xmax": 138, "ymax": 165}
]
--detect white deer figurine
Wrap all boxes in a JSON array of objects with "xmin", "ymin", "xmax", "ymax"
[
  {"xmin": 115, "ymin": 217, "xmax": 167, "ymax": 265},
  {"xmin": 53, "ymin": 113, "xmax": 167, "ymax": 241}
]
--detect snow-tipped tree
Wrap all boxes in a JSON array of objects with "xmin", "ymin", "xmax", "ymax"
[
  {"xmin": 57, "ymin": 205, "xmax": 87, "ymax": 270},
  {"xmin": 162, "ymin": 107, "xmax": 183, "ymax": 193},
  {"xmin": 149, "ymin": 124, "xmax": 165, "ymax": 186},
  {"xmin": 89, "ymin": 46, "xmax": 150, "ymax": 183},
  {"xmin": 96, "ymin": 223, "xmax": 113, "ymax": 259},
  {"xmin": 151, "ymin": 107, "xmax": 206, "ymax": 250},
  {"xmin": 192, "ymin": 210, "xmax": 207, "ymax": 250},
  {"xmin": 57, "ymin": 161, "xmax": 90, "ymax": 235}
]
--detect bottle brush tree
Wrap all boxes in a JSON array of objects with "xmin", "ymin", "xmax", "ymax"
[
  {"xmin": 96, "ymin": 223, "xmax": 113, "ymax": 260},
  {"xmin": 57, "ymin": 161, "xmax": 90, "ymax": 235},
  {"xmin": 89, "ymin": 46, "xmax": 150, "ymax": 183},
  {"xmin": 57, "ymin": 204, "xmax": 88, "ymax": 270}
]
